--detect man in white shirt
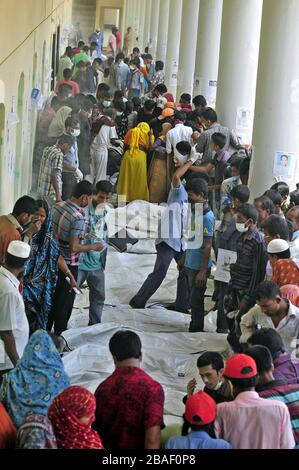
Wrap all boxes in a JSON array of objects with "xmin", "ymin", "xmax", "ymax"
[
  {"xmin": 0, "ymin": 241, "xmax": 30, "ymax": 382},
  {"xmin": 166, "ymin": 111, "xmax": 194, "ymax": 163}
]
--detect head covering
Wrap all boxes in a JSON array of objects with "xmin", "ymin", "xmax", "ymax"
[
  {"xmin": 267, "ymin": 239, "xmax": 289, "ymax": 254},
  {"xmin": 7, "ymin": 240, "xmax": 31, "ymax": 259},
  {"xmin": 162, "ymin": 108, "xmax": 174, "ymax": 118},
  {"xmin": 224, "ymin": 354, "xmax": 257, "ymax": 379},
  {"xmin": 129, "ymin": 122, "xmax": 151, "ymax": 157},
  {"xmin": 0, "ymin": 330, "xmax": 70, "ymax": 428},
  {"xmin": 48, "ymin": 386, "xmax": 104, "ymax": 449},
  {"xmin": 23, "ymin": 209, "xmax": 60, "ymax": 332},
  {"xmin": 16, "ymin": 415, "xmax": 57, "ymax": 449},
  {"xmin": 281, "ymin": 284, "xmax": 299, "ymax": 307},
  {"xmin": 185, "ymin": 391, "xmax": 216, "ymax": 426},
  {"xmin": 164, "ymin": 92, "xmax": 174, "ymax": 102},
  {"xmin": 47, "ymin": 106, "xmax": 72, "ymax": 138},
  {"xmin": 0, "ymin": 403, "xmax": 16, "ymax": 449}
]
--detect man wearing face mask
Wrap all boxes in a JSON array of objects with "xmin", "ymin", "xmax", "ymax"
[
  {"xmin": 48, "ymin": 181, "xmax": 105, "ymax": 336},
  {"xmin": 62, "ymin": 117, "xmax": 83, "ymax": 201},
  {"xmin": 229, "ymin": 203, "xmax": 267, "ymax": 330}
]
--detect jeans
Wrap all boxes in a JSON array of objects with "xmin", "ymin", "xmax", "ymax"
[
  {"xmin": 130, "ymin": 242, "xmax": 189, "ymax": 312},
  {"xmin": 77, "ymin": 269, "xmax": 105, "ymax": 325},
  {"xmin": 62, "ymin": 172, "xmax": 77, "ymax": 201},
  {"xmin": 47, "ymin": 265, "xmax": 78, "ymax": 336},
  {"xmin": 186, "ymin": 267, "xmax": 211, "ymax": 332}
]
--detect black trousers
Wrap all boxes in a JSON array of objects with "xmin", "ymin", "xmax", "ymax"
[{"xmin": 47, "ymin": 265, "xmax": 78, "ymax": 336}]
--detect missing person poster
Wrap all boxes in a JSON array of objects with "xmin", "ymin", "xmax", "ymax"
[
  {"xmin": 214, "ymin": 249, "xmax": 237, "ymax": 283},
  {"xmin": 273, "ymin": 151, "xmax": 297, "ymax": 180}
]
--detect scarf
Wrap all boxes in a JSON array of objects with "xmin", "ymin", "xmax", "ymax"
[
  {"xmin": 48, "ymin": 386, "xmax": 104, "ymax": 449},
  {"xmin": 23, "ymin": 212, "xmax": 60, "ymax": 330},
  {"xmin": 129, "ymin": 122, "xmax": 151, "ymax": 157},
  {"xmin": 281, "ymin": 284, "xmax": 299, "ymax": 307}
]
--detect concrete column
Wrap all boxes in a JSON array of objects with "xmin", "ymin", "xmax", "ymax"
[
  {"xmin": 143, "ymin": 0, "xmax": 152, "ymax": 51},
  {"xmin": 138, "ymin": 0, "xmax": 147, "ymax": 52},
  {"xmin": 176, "ymin": 0, "xmax": 200, "ymax": 99},
  {"xmin": 149, "ymin": 0, "xmax": 160, "ymax": 58},
  {"xmin": 216, "ymin": 0, "xmax": 263, "ymax": 145},
  {"xmin": 165, "ymin": 0, "xmax": 183, "ymax": 98},
  {"xmin": 133, "ymin": 0, "xmax": 140, "ymax": 47},
  {"xmin": 193, "ymin": 0, "xmax": 223, "ymax": 105},
  {"xmin": 250, "ymin": 0, "xmax": 299, "ymax": 195},
  {"xmin": 156, "ymin": 0, "xmax": 170, "ymax": 62},
  {"xmin": 121, "ymin": 0, "xmax": 127, "ymax": 36}
]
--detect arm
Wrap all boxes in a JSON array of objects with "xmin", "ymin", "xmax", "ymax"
[
  {"xmin": 239, "ymin": 307, "xmax": 259, "ymax": 344},
  {"xmin": 58, "ymin": 255, "xmax": 79, "ymax": 290},
  {"xmin": 50, "ymin": 169, "xmax": 62, "ymax": 202},
  {"xmin": 230, "ymin": 130, "xmax": 242, "ymax": 149},
  {"xmin": 63, "ymin": 162, "xmax": 76, "ymax": 172},
  {"xmin": 0, "ymin": 331, "xmax": 19, "ymax": 366},
  {"xmin": 144, "ymin": 426, "xmax": 161, "ymax": 450},
  {"xmin": 69, "ymin": 236, "xmax": 104, "ymax": 254},
  {"xmin": 196, "ymin": 237, "xmax": 213, "ymax": 286},
  {"xmin": 172, "ymin": 160, "xmax": 194, "ymax": 188},
  {"xmin": 190, "ymin": 162, "xmax": 214, "ymax": 173}
]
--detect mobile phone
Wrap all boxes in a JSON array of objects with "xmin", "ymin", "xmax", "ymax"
[{"xmin": 65, "ymin": 277, "xmax": 81, "ymax": 295}]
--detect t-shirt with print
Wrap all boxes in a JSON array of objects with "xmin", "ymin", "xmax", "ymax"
[
  {"xmin": 94, "ymin": 366, "xmax": 165, "ymax": 449},
  {"xmin": 184, "ymin": 207, "xmax": 215, "ymax": 270}
]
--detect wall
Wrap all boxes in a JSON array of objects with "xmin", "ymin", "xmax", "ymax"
[
  {"xmin": 95, "ymin": 0, "xmax": 124, "ymax": 31},
  {"xmin": 72, "ymin": 0, "xmax": 96, "ymax": 43},
  {"xmin": 0, "ymin": 0, "xmax": 73, "ymax": 213}
]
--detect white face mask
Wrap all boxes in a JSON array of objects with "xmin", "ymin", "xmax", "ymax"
[
  {"xmin": 130, "ymin": 66, "xmax": 135, "ymax": 71},
  {"xmin": 103, "ymin": 101, "xmax": 111, "ymax": 108},
  {"xmin": 86, "ymin": 112, "xmax": 92, "ymax": 118},
  {"xmin": 116, "ymin": 111, "xmax": 123, "ymax": 116},
  {"xmin": 236, "ymin": 222, "xmax": 249, "ymax": 233},
  {"xmin": 72, "ymin": 129, "xmax": 81, "ymax": 137}
]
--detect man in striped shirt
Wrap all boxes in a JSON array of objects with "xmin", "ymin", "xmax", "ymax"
[{"xmin": 248, "ymin": 345, "xmax": 299, "ymax": 447}]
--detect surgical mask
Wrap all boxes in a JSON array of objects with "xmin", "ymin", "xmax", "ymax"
[
  {"xmin": 130, "ymin": 66, "xmax": 135, "ymax": 71},
  {"xmin": 72, "ymin": 129, "xmax": 81, "ymax": 137},
  {"xmin": 236, "ymin": 222, "xmax": 249, "ymax": 233},
  {"xmin": 212, "ymin": 381, "xmax": 223, "ymax": 391},
  {"xmin": 103, "ymin": 100, "xmax": 111, "ymax": 108},
  {"xmin": 116, "ymin": 111, "xmax": 123, "ymax": 116},
  {"xmin": 87, "ymin": 112, "xmax": 92, "ymax": 118}
]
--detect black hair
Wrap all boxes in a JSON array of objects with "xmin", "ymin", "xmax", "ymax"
[
  {"xmin": 176, "ymin": 141, "xmax": 191, "ymax": 156},
  {"xmin": 114, "ymin": 90, "xmax": 124, "ymax": 100},
  {"xmin": 109, "ymin": 330, "xmax": 142, "ymax": 361},
  {"xmin": 12, "ymin": 196, "xmax": 37, "ymax": 216},
  {"xmin": 84, "ymin": 95, "xmax": 96, "ymax": 108},
  {"xmin": 269, "ymin": 248, "xmax": 290, "ymax": 260},
  {"xmin": 193, "ymin": 95, "xmax": 207, "ymax": 107},
  {"xmin": 5, "ymin": 253, "xmax": 29, "ymax": 269},
  {"xmin": 57, "ymin": 134, "xmax": 73, "ymax": 146},
  {"xmin": 180, "ymin": 93, "xmax": 191, "ymax": 103},
  {"xmin": 93, "ymin": 58, "xmax": 102, "ymax": 66},
  {"xmin": 247, "ymin": 345, "xmax": 273, "ymax": 374},
  {"xmin": 65, "ymin": 116, "xmax": 80, "ymax": 129},
  {"xmin": 288, "ymin": 206, "xmax": 299, "ymax": 223},
  {"xmin": 239, "ymin": 157, "xmax": 250, "ymax": 176},
  {"xmin": 196, "ymin": 352, "xmax": 224, "ymax": 371},
  {"xmin": 270, "ymin": 182, "xmax": 289, "ymax": 198},
  {"xmin": 63, "ymin": 68, "xmax": 72, "ymax": 79},
  {"xmin": 90, "ymin": 41, "xmax": 98, "ymax": 47},
  {"xmin": 116, "ymin": 52, "xmax": 125, "ymax": 62},
  {"xmin": 155, "ymin": 60, "xmax": 164, "ymax": 71},
  {"xmin": 50, "ymin": 96, "xmax": 61, "ymax": 108},
  {"xmin": 231, "ymin": 185, "xmax": 250, "ymax": 203},
  {"xmin": 132, "ymin": 57, "xmax": 140, "ymax": 67},
  {"xmin": 290, "ymin": 185, "xmax": 299, "ymax": 206},
  {"xmin": 97, "ymin": 83, "xmax": 110, "ymax": 92},
  {"xmin": 131, "ymin": 96, "xmax": 141, "ymax": 111},
  {"xmin": 236, "ymin": 203, "xmax": 258, "ymax": 224},
  {"xmin": 254, "ymin": 281, "xmax": 281, "ymax": 302},
  {"xmin": 144, "ymin": 53, "xmax": 153, "ymax": 60},
  {"xmin": 201, "ymin": 107, "xmax": 217, "ymax": 123},
  {"xmin": 72, "ymin": 180, "xmax": 93, "ymax": 198},
  {"xmin": 228, "ymin": 376, "xmax": 258, "ymax": 389},
  {"xmin": 133, "ymin": 47, "xmax": 140, "ymax": 54},
  {"xmin": 254, "ymin": 195, "xmax": 275, "ymax": 215},
  {"xmin": 211, "ymin": 132, "xmax": 226, "ymax": 150},
  {"xmin": 113, "ymin": 99, "xmax": 126, "ymax": 113},
  {"xmin": 182, "ymin": 419, "xmax": 215, "ymax": 437},
  {"xmin": 66, "ymin": 46, "xmax": 73, "ymax": 54},
  {"xmin": 261, "ymin": 215, "xmax": 289, "ymax": 241},
  {"xmin": 154, "ymin": 83, "xmax": 167, "ymax": 94},
  {"xmin": 125, "ymin": 101, "xmax": 133, "ymax": 115},
  {"xmin": 95, "ymin": 180, "xmax": 113, "ymax": 194},
  {"xmin": 248, "ymin": 328, "xmax": 284, "ymax": 358},
  {"xmin": 174, "ymin": 110, "xmax": 186, "ymax": 122},
  {"xmin": 58, "ymin": 83, "xmax": 73, "ymax": 94},
  {"xmin": 78, "ymin": 41, "xmax": 85, "ymax": 47},
  {"xmin": 263, "ymin": 190, "xmax": 283, "ymax": 207},
  {"xmin": 82, "ymin": 45, "xmax": 90, "ymax": 54},
  {"xmin": 35, "ymin": 199, "xmax": 49, "ymax": 217},
  {"xmin": 229, "ymin": 156, "xmax": 243, "ymax": 170},
  {"xmin": 144, "ymin": 100, "xmax": 155, "ymax": 111},
  {"xmin": 186, "ymin": 178, "xmax": 209, "ymax": 199},
  {"xmin": 286, "ymin": 219, "xmax": 295, "ymax": 241}
]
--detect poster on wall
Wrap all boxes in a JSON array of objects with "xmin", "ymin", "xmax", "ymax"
[
  {"xmin": 206, "ymin": 80, "xmax": 217, "ymax": 105},
  {"xmin": 236, "ymin": 107, "xmax": 253, "ymax": 130},
  {"xmin": 273, "ymin": 151, "xmax": 297, "ymax": 180},
  {"xmin": 170, "ymin": 73, "xmax": 177, "ymax": 87},
  {"xmin": 171, "ymin": 59, "xmax": 178, "ymax": 73},
  {"xmin": 214, "ymin": 249, "xmax": 237, "ymax": 284}
]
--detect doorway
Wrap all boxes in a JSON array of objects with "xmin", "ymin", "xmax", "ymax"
[{"xmin": 101, "ymin": 7, "xmax": 122, "ymax": 51}]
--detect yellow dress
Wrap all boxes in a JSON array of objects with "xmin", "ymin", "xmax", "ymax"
[{"xmin": 117, "ymin": 123, "xmax": 153, "ymax": 202}]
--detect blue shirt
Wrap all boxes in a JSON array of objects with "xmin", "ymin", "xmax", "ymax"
[
  {"xmin": 156, "ymin": 183, "xmax": 188, "ymax": 252},
  {"xmin": 293, "ymin": 230, "xmax": 299, "ymax": 241},
  {"xmin": 79, "ymin": 203, "xmax": 108, "ymax": 272},
  {"xmin": 165, "ymin": 431, "xmax": 232, "ymax": 450},
  {"xmin": 185, "ymin": 207, "xmax": 215, "ymax": 270},
  {"xmin": 63, "ymin": 135, "xmax": 78, "ymax": 169}
]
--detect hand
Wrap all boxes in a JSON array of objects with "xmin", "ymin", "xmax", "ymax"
[
  {"xmin": 187, "ymin": 378, "xmax": 197, "ymax": 397},
  {"xmin": 68, "ymin": 275, "xmax": 81, "ymax": 293},
  {"xmin": 56, "ymin": 195, "xmax": 62, "ymax": 203},
  {"xmin": 195, "ymin": 270, "xmax": 207, "ymax": 287},
  {"xmin": 26, "ymin": 220, "xmax": 42, "ymax": 238},
  {"xmin": 191, "ymin": 131, "xmax": 200, "ymax": 141},
  {"xmin": 174, "ymin": 159, "xmax": 184, "ymax": 168},
  {"xmin": 177, "ymin": 258, "xmax": 185, "ymax": 272},
  {"xmin": 93, "ymin": 242, "xmax": 106, "ymax": 252},
  {"xmin": 187, "ymin": 147, "xmax": 201, "ymax": 164},
  {"xmin": 75, "ymin": 168, "xmax": 83, "ymax": 181}
]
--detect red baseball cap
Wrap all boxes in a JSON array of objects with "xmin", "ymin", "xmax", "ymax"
[
  {"xmin": 224, "ymin": 354, "xmax": 257, "ymax": 379},
  {"xmin": 185, "ymin": 391, "xmax": 216, "ymax": 426}
]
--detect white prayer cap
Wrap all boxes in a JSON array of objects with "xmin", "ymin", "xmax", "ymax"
[
  {"xmin": 267, "ymin": 239, "xmax": 289, "ymax": 254},
  {"xmin": 7, "ymin": 240, "xmax": 31, "ymax": 259}
]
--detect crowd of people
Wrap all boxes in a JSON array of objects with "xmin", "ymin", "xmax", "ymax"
[{"xmin": 0, "ymin": 23, "xmax": 299, "ymax": 450}]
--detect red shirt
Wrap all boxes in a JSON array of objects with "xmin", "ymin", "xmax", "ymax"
[
  {"xmin": 116, "ymin": 32, "xmax": 122, "ymax": 50},
  {"xmin": 55, "ymin": 80, "xmax": 80, "ymax": 95},
  {"xmin": 94, "ymin": 366, "xmax": 165, "ymax": 449}
]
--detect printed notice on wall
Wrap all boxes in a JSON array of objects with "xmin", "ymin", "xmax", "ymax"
[
  {"xmin": 236, "ymin": 107, "xmax": 253, "ymax": 131},
  {"xmin": 214, "ymin": 249, "xmax": 237, "ymax": 283},
  {"xmin": 273, "ymin": 151, "xmax": 297, "ymax": 180},
  {"xmin": 171, "ymin": 59, "xmax": 178, "ymax": 73},
  {"xmin": 170, "ymin": 73, "xmax": 177, "ymax": 87}
]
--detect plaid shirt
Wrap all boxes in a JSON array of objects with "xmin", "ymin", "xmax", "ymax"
[
  {"xmin": 37, "ymin": 145, "xmax": 63, "ymax": 197},
  {"xmin": 51, "ymin": 200, "xmax": 86, "ymax": 266}
]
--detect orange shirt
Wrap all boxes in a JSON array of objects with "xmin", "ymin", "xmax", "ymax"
[
  {"xmin": 272, "ymin": 258, "xmax": 299, "ymax": 287},
  {"xmin": 0, "ymin": 215, "xmax": 22, "ymax": 265}
]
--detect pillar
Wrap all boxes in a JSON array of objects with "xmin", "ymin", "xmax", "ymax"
[
  {"xmin": 176, "ymin": 0, "xmax": 200, "ymax": 99},
  {"xmin": 250, "ymin": 0, "xmax": 299, "ymax": 196},
  {"xmin": 193, "ymin": 0, "xmax": 223, "ymax": 106},
  {"xmin": 138, "ymin": 0, "xmax": 147, "ymax": 52},
  {"xmin": 156, "ymin": 0, "xmax": 170, "ymax": 63},
  {"xmin": 133, "ymin": 0, "xmax": 141, "ymax": 47},
  {"xmin": 216, "ymin": 0, "xmax": 263, "ymax": 145},
  {"xmin": 148, "ymin": 0, "xmax": 160, "ymax": 58},
  {"xmin": 165, "ymin": 0, "xmax": 183, "ymax": 98},
  {"xmin": 143, "ymin": 0, "xmax": 152, "ymax": 51}
]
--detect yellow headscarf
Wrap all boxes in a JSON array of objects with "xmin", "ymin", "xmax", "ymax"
[{"xmin": 129, "ymin": 122, "xmax": 152, "ymax": 157}]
